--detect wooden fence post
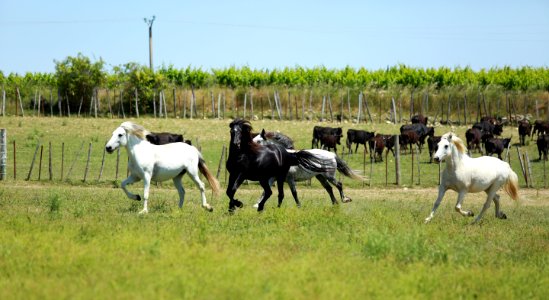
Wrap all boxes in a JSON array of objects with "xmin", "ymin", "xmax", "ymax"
[
  {"xmin": 395, "ymin": 135, "xmax": 400, "ymax": 186},
  {"xmin": 61, "ymin": 142, "xmax": 65, "ymax": 181},
  {"xmin": 48, "ymin": 142, "xmax": 52, "ymax": 180},
  {"xmin": 516, "ymin": 147, "xmax": 527, "ymax": 187},
  {"xmin": 1, "ymin": 89, "xmax": 5, "ymax": 117},
  {"xmin": 116, "ymin": 147, "xmax": 120, "ymax": 180},
  {"xmin": 16, "ymin": 88, "xmax": 25, "ymax": 117},
  {"xmin": 364, "ymin": 92, "xmax": 373, "ymax": 123},
  {"xmin": 216, "ymin": 145, "xmax": 226, "ymax": 179},
  {"xmin": 26, "ymin": 142, "xmax": 41, "ymax": 181},
  {"xmin": 66, "ymin": 142, "xmax": 84, "ymax": 181},
  {"xmin": 0, "ymin": 129, "xmax": 6, "ymax": 180},
  {"xmin": 384, "ymin": 147, "xmax": 388, "ymax": 186},
  {"xmin": 525, "ymin": 152, "xmax": 534, "ymax": 188},
  {"xmin": 83, "ymin": 143, "xmax": 92, "ymax": 182},
  {"xmin": 152, "ymin": 92, "xmax": 157, "ymax": 118},
  {"xmin": 13, "ymin": 141, "xmax": 16, "ymax": 180},
  {"xmin": 543, "ymin": 159, "xmax": 547, "ymax": 189},
  {"xmin": 98, "ymin": 143, "xmax": 106, "ymax": 181},
  {"xmin": 391, "ymin": 97, "xmax": 397, "ymax": 124},
  {"xmin": 38, "ymin": 145, "xmax": 43, "ymax": 180},
  {"xmin": 173, "ymin": 88, "xmax": 177, "ymax": 118},
  {"xmin": 135, "ymin": 88, "xmax": 140, "ymax": 118},
  {"xmin": 356, "ymin": 92, "xmax": 362, "ymax": 123},
  {"xmin": 416, "ymin": 146, "xmax": 421, "ymax": 185},
  {"xmin": 411, "ymin": 143, "xmax": 414, "ymax": 184},
  {"xmin": 362, "ymin": 141, "xmax": 370, "ymax": 187}
]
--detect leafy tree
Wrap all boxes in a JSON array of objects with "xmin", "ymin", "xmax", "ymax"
[{"xmin": 54, "ymin": 53, "xmax": 106, "ymax": 113}]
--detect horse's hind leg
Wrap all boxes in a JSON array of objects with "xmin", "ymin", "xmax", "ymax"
[
  {"xmin": 254, "ymin": 177, "xmax": 276, "ymax": 208},
  {"xmin": 492, "ymin": 194, "xmax": 507, "ymax": 219},
  {"xmin": 315, "ymin": 175, "xmax": 338, "ymax": 205},
  {"xmin": 472, "ymin": 187, "xmax": 499, "ymax": 224},
  {"xmin": 325, "ymin": 173, "xmax": 350, "ymax": 203},
  {"xmin": 187, "ymin": 168, "xmax": 213, "ymax": 212},
  {"xmin": 286, "ymin": 176, "xmax": 301, "ymax": 208},
  {"xmin": 455, "ymin": 191, "xmax": 475, "ymax": 218},
  {"xmin": 276, "ymin": 177, "xmax": 286, "ymax": 208},
  {"xmin": 172, "ymin": 174, "xmax": 186, "ymax": 208}
]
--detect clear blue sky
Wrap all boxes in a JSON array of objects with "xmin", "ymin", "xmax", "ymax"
[{"xmin": 1, "ymin": 0, "xmax": 548, "ymax": 74}]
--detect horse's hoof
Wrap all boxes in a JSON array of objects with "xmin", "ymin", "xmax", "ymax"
[
  {"xmin": 252, "ymin": 203, "xmax": 259, "ymax": 208},
  {"xmin": 136, "ymin": 195, "xmax": 141, "ymax": 201},
  {"xmin": 498, "ymin": 212, "xmax": 507, "ymax": 219},
  {"xmin": 204, "ymin": 205, "xmax": 213, "ymax": 212},
  {"xmin": 468, "ymin": 210, "xmax": 475, "ymax": 217},
  {"xmin": 342, "ymin": 197, "xmax": 352, "ymax": 203},
  {"xmin": 138, "ymin": 209, "xmax": 148, "ymax": 214},
  {"xmin": 233, "ymin": 199, "xmax": 244, "ymax": 208},
  {"xmin": 424, "ymin": 217, "xmax": 432, "ymax": 224}
]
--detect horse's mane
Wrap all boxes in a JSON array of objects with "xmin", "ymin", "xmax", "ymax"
[
  {"xmin": 442, "ymin": 132, "xmax": 467, "ymax": 154},
  {"xmin": 120, "ymin": 121, "xmax": 151, "ymax": 140}
]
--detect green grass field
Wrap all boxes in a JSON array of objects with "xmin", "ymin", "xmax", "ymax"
[{"xmin": 0, "ymin": 117, "xmax": 548, "ymax": 299}]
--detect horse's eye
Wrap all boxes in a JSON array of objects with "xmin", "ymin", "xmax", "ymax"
[
  {"xmin": 444, "ymin": 145, "xmax": 448, "ymax": 149},
  {"xmin": 118, "ymin": 134, "xmax": 123, "ymax": 137}
]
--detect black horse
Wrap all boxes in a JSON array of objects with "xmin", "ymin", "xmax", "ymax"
[{"xmin": 226, "ymin": 119, "xmax": 327, "ymax": 212}]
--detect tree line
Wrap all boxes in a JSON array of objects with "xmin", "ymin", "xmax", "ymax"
[{"xmin": 1, "ymin": 53, "xmax": 548, "ymax": 119}]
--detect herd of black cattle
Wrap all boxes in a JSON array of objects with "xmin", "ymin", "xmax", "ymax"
[{"xmin": 311, "ymin": 116, "xmax": 549, "ymax": 162}]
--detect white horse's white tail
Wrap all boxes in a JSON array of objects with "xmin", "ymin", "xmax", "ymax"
[
  {"xmin": 198, "ymin": 158, "xmax": 221, "ymax": 196},
  {"xmin": 504, "ymin": 169, "xmax": 519, "ymax": 201}
]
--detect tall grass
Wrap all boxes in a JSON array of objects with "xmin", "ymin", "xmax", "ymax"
[{"xmin": 0, "ymin": 116, "xmax": 548, "ymax": 299}]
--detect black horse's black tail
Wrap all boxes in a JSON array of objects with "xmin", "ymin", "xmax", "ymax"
[
  {"xmin": 335, "ymin": 156, "xmax": 364, "ymax": 180},
  {"xmin": 291, "ymin": 150, "xmax": 335, "ymax": 173}
]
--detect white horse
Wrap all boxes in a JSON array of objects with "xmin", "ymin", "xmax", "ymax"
[
  {"xmin": 105, "ymin": 122, "xmax": 220, "ymax": 214},
  {"xmin": 252, "ymin": 131, "xmax": 363, "ymax": 207},
  {"xmin": 425, "ymin": 132, "xmax": 519, "ymax": 224}
]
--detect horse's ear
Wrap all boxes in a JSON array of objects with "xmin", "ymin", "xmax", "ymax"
[
  {"xmin": 448, "ymin": 133, "xmax": 453, "ymax": 140},
  {"xmin": 261, "ymin": 129, "xmax": 266, "ymax": 138}
]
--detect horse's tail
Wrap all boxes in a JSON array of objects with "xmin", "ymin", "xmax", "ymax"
[
  {"xmin": 293, "ymin": 150, "xmax": 335, "ymax": 173},
  {"xmin": 503, "ymin": 168, "xmax": 519, "ymax": 201},
  {"xmin": 198, "ymin": 157, "xmax": 220, "ymax": 196},
  {"xmin": 335, "ymin": 156, "xmax": 364, "ymax": 181}
]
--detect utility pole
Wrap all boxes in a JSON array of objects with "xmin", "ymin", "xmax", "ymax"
[{"xmin": 144, "ymin": 15, "xmax": 156, "ymax": 71}]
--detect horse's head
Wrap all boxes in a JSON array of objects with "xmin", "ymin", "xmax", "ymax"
[
  {"xmin": 229, "ymin": 119, "xmax": 252, "ymax": 149},
  {"xmin": 434, "ymin": 132, "xmax": 467, "ymax": 163},
  {"xmin": 105, "ymin": 126, "xmax": 128, "ymax": 153},
  {"xmin": 252, "ymin": 129, "xmax": 267, "ymax": 145}
]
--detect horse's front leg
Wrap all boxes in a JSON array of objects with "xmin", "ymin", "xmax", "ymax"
[
  {"xmin": 226, "ymin": 173, "xmax": 245, "ymax": 212},
  {"xmin": 139, "ymin": 173, "xmax": 152, "ymax": 214},
  {"xmin": 121, "ymin": 174, "xmax": 142, "ymax": 201},
  {"xmin": 257, "ymin": 179, "xmax": 273, "ymax": 212},
  {"xmin": 424, "ymin": 184, "xmax": 447, "ymax": 223},
  {"xmin": 455, "ymin": 191, "xmax": 474, "ymax": 218}
]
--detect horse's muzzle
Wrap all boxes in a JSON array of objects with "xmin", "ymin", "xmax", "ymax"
[
  {"xmin": 433, "ymin": 157, "xmax": 441, "ymax": 164},
  {"xmin": 105, "ymin": 146, "xmax": 115, "ymax": 154}
]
